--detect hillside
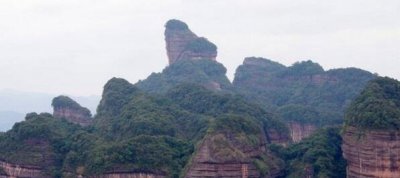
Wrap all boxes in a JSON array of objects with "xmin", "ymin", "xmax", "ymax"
[{"xmin": 233, "ymin": 57, "xmax": 375, "ymax": 142}]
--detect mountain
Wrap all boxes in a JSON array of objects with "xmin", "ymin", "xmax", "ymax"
[
  {"xmin": 136, "ymin": 19, "xmax": 232, "ymax": 93},
  {"xmin": 0, "ymin": 89, "xmax": 99, "ymax": 131},
  {"xmin": 233, "ymin": 57, "xmax": 375, "ymax": 142},
  {"xmin": 0, "ymin": 19, "xmax": 394, "ymax": 178},
  {"xmin": 342, "ymin": 77, "xmax": 400, "ymax": 178}
]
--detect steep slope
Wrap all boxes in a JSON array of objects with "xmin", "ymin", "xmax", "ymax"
[
  {"xmin": 137, "ymin": 19, "xmax": 230, "ymax": 93},
  {"xmin": 136, "ymin": 59, "xmax": 232, "ymax": 93},
  {"xmin": 234, "ymin": 57, "xmax": 375, "ymax": 141},
  {"xmin": 0, "ymin": 112, "xmax": 81, "ymax": 177},
  {"xmin": 342, "ymin": 77, "xmax": 400, "ymax": 178}
]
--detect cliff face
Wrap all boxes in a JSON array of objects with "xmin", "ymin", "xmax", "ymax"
[
  {"xmin": 342, "ymin": 127, "xmax": 400, "ymax": 178},
  {"xmin": 288, "ymin": 122, "xmax": 317, "ymax": 143},
  {"xmin": 52, "ymin": 95, "xmax": 92, "ymax": 126},
  {"xmin": 185, "ymin": 133, "xmax": 283, "ymax": 178},
  {"xmin": 342, "ymin": 77, "xmax": 400, "ymax": 178},
  {"xmin": 53, "ymin": 107, "xmax": 92, "ymax": 126},
  {"xmin": 165, "ymin": 20, "xmax": 217, "ymax": 64},
  {"xmin": 0, "ymin": 161, "xmax": 48, "ymax": 178}
]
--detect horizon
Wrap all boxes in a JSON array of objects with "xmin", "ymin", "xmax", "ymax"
[{"xmin": 1, "ymin": 0, "xmax": 399, "ymax": 96}]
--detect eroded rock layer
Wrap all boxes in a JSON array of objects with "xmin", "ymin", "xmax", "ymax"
[
  {"xmin": 185, "ymin": 137, "xmax": 260, "ymax": 178},
  {"xmin": 342, "ymin": 127, "xmax": 400, "ymax": 178},
  {"xmin": 52, "ymin": 96, "xmax": 92, "ymax": 126},
  {"xmin": 0, "ymin": 160, "xmax": 48, "ymax": 178},
  {"xmin": 288, "ymin": 122, "xmax": 317, "ymax": 143},
  {"xmin": 53, "ymin": 107, "xmax": 92, "ymax": 126}
]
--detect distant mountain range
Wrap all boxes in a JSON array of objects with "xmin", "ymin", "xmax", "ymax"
[{"xmin": 0, "ymin": 89, "xmax": 100, "ymax": 131}]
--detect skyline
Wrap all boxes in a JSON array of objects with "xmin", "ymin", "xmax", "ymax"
[{"xmin": 1, "ymin": 0, "xmax": 399, "ymax": 96}]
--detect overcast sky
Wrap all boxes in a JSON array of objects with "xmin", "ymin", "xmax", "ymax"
[{"xmin": 0, "ymin": 0, "xmax": 399, "ymax": 96}]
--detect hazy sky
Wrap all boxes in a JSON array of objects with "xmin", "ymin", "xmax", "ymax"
[{"xmin": 0, "ymin": 0, "xmax": 399, "ymax": 96}]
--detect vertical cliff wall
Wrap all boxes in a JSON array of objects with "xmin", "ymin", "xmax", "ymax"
[
  {"xmin": 184, "ymin": 136, "xmax": 261, "ymax": 178},
  {"xmin": 342, "ymin": 127, "xmax": 400, "ymax": 178},
  {"xmin": 184, "ymin": 132, "xmax": 284, "ymax": 178},
  {"xmin": 288, "ymin": 122, "xmax": 317, "ymax": 143},
  {"xmin": 165, "ymin": 19, "xmax": 217, "ymax": 64}
]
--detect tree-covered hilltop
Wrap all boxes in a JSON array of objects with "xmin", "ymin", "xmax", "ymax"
[
  {"xmin": 0, "ymin": 76, "xmax": 290, "ymax": 177},
  {"xmin": 345, "ymin": 77, "xmax": 400, "ymax": 130},
  {"xmin": 0, "ymin": 112, "xmax": 82, "ymax": 177},
  {"xmin": 136, "ymin": 59, "xmax": 232, "ymax": 93},
  {"xmin": 233, "ymin": 57, "xmax": 376, "ymax": 125}
]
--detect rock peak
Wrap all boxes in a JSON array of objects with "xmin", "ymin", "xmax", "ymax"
[
  {"xmin": 52, "ymin": 95, "xmax": 92, "ymax": 126},
  {"xmin": 165, "ymin": 19, "xmax": 217, "ymax": 65}
]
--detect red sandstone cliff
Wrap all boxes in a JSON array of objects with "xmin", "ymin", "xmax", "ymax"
[
  {"xmin": 342, "ymin": 127, "xmax": 400, "ymax": 178},
  {"xmin": 287, "ymin": 122, "xmax": 317, "ymax": 143},
  {"xmin": 184, "ymin": 133, "xmax": 283, "ymax": 178},
  {"xmin": 165, "ymin": 19, "xmax": 217, "ymax": 65},
  {"xmin": 52, "ymin": 95, "xmax": 92, "ymax": 126},
  {"xmin": 53, "ymin": 107, "xmax": 92, "ymax": 126},
  {"xmin": 0, "ymin": 160, "xmax": 48, "ymax": 178}
]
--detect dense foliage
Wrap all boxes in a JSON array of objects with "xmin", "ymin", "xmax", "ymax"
[
  {"xmin": 233, "ymin": 57, "xmax": 375, "ymax": 126},
  {"xmin": 345, "ymin": 77, "xmax": 400, "ymax": 130},
  {"xmin": 271, "ymin": 127, "xmax": 346, "ymax": 178},
  {"xmin": 136, "ymin": 59, "xmax": 232, "ymax": 93},
  {"xmin": 0, "ymin": 112, "xmax": 81, "ymax": 177},
  {"xmin": 185, "ymin": 37, "xmax": 217, "ymax": 53}
]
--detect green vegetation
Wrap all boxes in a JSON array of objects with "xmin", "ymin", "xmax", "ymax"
[
  {"xmin": 165, "ymin": 19, "xmax": 189, "ymax": 30},
  {"xmin": 0, "ymin": 112, "xmax": 81, "ymax": 177},
  {"xmin": 234, "ymin": 58, "xmax": 375, "ymax": 126},
  {"xmin": 185, "ymin": 37, "xmax": 217, "ymax": 53},
  {"xmin": 345, "ymin": 77, "xmax": 400, "ymax": 130},
  {"xmin": 136, "ymin": 59, "xmax": 232, "ymax": 93},
  {"xmin": 284, "ymin": 60, "xmax": 324, "ymax": 76},
  {"xmin": 271, "ymin": 127, "xmax": 346, "ymax": 178}
]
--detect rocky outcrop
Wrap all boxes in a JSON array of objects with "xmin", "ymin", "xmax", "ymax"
[
  {"xmin": 185, "ymin": 133, "xmax": 283, "ymax": 178},
  {"xmin": 52, "ymin": 95, "xmax": 92, "ymax": 126},
  {"xmin": 185, "ymin": 136, "xmax": 260, "ymax": 178},
  {"xmin": 165, "ymin": 19, "xmax": 217, "ymax": 64},
  {"xmin": 288, "ymin": 122, "xmax": 317, "ymax": 143},
  {"xmin": 342, "ymin": 127, "xmax": 400, "ymax": 178},
  {"xmin": 0, "ymin": 160, "xmax": 48, "ymax": 178}
]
